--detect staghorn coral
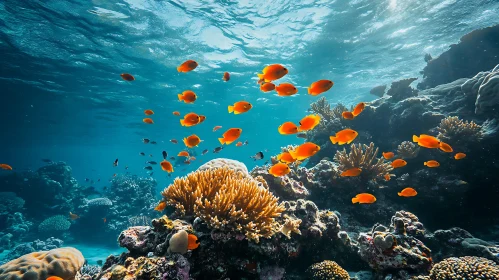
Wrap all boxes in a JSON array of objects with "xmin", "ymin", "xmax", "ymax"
[
  {"xmin": 397, "ymin": 141, "xmax": 420, "ymax": 159},
  {"xmin": 161, "ymin": 166, "xmax": 285, "ymax": 243},
  {"xmin": 436, "ymin": 116, "xmax": 483, "ymax": 144},
  {"xmin": 0, "ymin": 247, "xmax": 84, "ymax": 280},
  {"xmin": 38, "ymin": 215, "xmax": 71, "ymax": 233},
  {"xmin": 429, "ymin": 256, "xmax": 499, "ymax": 280},
  {"xmin": 306, "ymin": 260, "xmax": 350, "ymax": 280},
  {"xmin": 310, "ymin": 97, "xmax": 348, "ymax": 122},
  {"xmin": 334, "ymin": 142, "xmax": 393, "ymax": 181}
]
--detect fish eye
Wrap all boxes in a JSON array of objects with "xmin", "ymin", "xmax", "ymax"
[{"xmin": 283, "ymin": 68, "xmax": 287, "ymax": 71}]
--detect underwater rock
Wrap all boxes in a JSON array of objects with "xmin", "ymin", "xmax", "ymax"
[
  {"xmin": 369, "ymin": 85, "xmax": 387, "ymax": 97},
  {"xmin": 0, "ymin": 247, "xmax": 84, "ymax": 280},
  {"xmin": 418, "ymin": 24, "xmax": 499, "ymax": 89},
  {"xmin": 386, "ymin": 77, "xmax": 419, "ymax": 101},
  {"xmin": 462, "ymin": 64, "xmax": 499, "ymax": 115}
]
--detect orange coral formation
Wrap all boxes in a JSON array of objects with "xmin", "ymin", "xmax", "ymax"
[{"xmin": 161, "ymin": 167, "xmax": 285, "ymax": 243}]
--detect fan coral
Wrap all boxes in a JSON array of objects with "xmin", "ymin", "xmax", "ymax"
[
  {"xmin": 38, "ymin": 215, "xmax": 71, "ymax": 233},
  {"xmin": 0, "ymin": 247, "xmax": 84, "ymax": 280},
  {"xmin": 436, "ymin": 116, "xmax": 483, "ymax": 144},
  {"xmin": 310, "ymin": 97, "xmax": 348, "ymax": 122},
  {"xmin": 397, "ymin": 141, "xmax": 420, "ymax": 159},
  {"xmin": 160, "ymin": 167, "xmax": 285, "ymax": 243},
  {"xmin": 306, "ymin": 260, "xmax": 350, "ymax": 280},
  {"xmin": 334, "ymin": 142, "xmax": 393, "ymax": 181},
  {"xmin": 429, "ymin": 256, "xmax": 499, "ymax": 280}
]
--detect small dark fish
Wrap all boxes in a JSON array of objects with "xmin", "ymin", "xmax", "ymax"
[
  {"xmin": 202, "ymin": 149, "xmax": 209, "ymax": 155},
  {"xmin": 85, "ymin": 178, "xmax": 90, "ymax": 182},
  {"xmin": 170, "ymin": 139, "xmax": 178, "ymax": 144},
  {"xmin": 297, "ymin": 133, "xmax": 307, "ymax": 139},
  {"xmin": 144, "ymin": 166, "xmax": 153, "ymax": 170},
  {"xmin": 170, "ymin": 157, "xmax": 175, "ymax": 160},
  {"xmin": 140, "ymin": 152, "xmax": 145, "ymax": 156},
  {"xmin": 151, "ymin": 141, "xmax": 157, "ymax": 145},
  {"xmin": 213, "ymin": 147, "xmax": 223, "ymax": 153},
  {"xmin": 184, "ymin": 160, "xmax": 191, "ymax": 165},
  {"xmin": 103, "ymin": 186, "xmax": 108, "ymax": 190},
  {"xmin": 98, "ymin": 179, "xmax": 100, "ymax": 182},
  {"xmin": 41, "ymin": 159, "xmax": 53, "ymax": 163},
  {"xmin": 149, "ymin": 172, "xmax": 154, "ymax": 176},
  {"xmin": 149, "ymin": 154, "xmax": 153, "ymax": 157},
  {"xmin": 125, "ymin": 166, "xmax": 128, "ymax": 170},
  {"xmin": 162, "ymin": 151, "xmax": 167, "ymax": 160},
  {"xmin": 243, "ymin": 140, "xmax": 248, "ymax": 145},
  {"xmin": 113, "ymin": 158, "xmax": 119, "ymax": 167},
  {"xmin": 146, "ymin": 161, "xmax": 157, "ymax": 165},
  {"xmin": 251, "ymin": 152, "xmax": 264, "ymax": 161},
  {"xmin": 143, "ymin": 138, "xmax": 150, "ymax": 144}
]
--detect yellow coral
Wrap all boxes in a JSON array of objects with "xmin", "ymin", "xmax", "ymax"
[
  {"xmin": 429, "ymin": 256, "xmax": 499, "ymax": 280},
  {"xmin": 307, "ymin": 260, "xmax": 350, "ymax": 280},
  {"xmin": 161, "ymin": 167, "xmax": 285, "ymax": 243},
  {"xmin": 280, "ymin": 217, "xmax": 302, "ymax": 239}
]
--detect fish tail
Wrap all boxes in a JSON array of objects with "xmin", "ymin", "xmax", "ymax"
[
  {"xmin": 218, "ymin": 138, "xmax": 225, "ymax": 145},
  {"xmin": 351, "ymin": 197, "xmax": 358, "ymax": 204},
  {"xmin": 178, "ymin": 94, "xmax": 183, "ymax": 101},
  {"xmin": 228, "ymin": 105, "xmax": 234, "ymax": 113},
  {"xmin": 330, "ymin": 136, "xmax": 337, "ymax": 144},
  {"xmin": 180, "ymin": 119, "xmax": 185, "ymax": 126},
  {"xmin": 424, "ymin": 162, "xmax": 427, "ymax": 166},
  {"xmin": 177, "ymin": 66, "xmax": 182, "ymax": 72},
  {"xmin": 397, "ymin": 192, "xmax": 402, "ymax": 196},
  {"xmin": 307, "ymin": 87, "xmax": 311, "ymax": 95},
  {"xmin": 412, "ymin": 135, "xmax": 419, "ymax": 142},
  {"xmin": 257, "ymin": 73, "xmax": 264, "ymax": 79}
]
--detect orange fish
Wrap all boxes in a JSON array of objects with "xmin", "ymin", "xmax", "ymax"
[
  {"xmin": 189, "ymin": 157, "xmax": 196, "ymax": 161},
  {"xmin": 277, "ymin": 152, "xmax": 296, "ymax": 163},
  {"xmin": 46, "ymin": 277, "xmax": 64, "ymax": 280},
  {"xmin": 223, "ymin": 72, "xmax": 230, "ymax": 82},
  {"xmin": 236, "ymin": 142, "xmax": 243, "ymax": 147},
  {"xmin": 161, "ymin": 160, "xmax": 174, "ymax": 173},
  {"xmin": 183, "ymin": 135, "xmax": 201, "ymax": 148},
  {"xmin": 120, "ymin": 73, "xmax": 135, "ymax": 81},
  {"xmin": 218, "ymin": 128, "xmax": 242, "ymax": 145},
  {"xmin": 398, "ymin": 187, "xmax": 417, "ymax": 197},
  {"xmin": 257, "ymin": 64, "xmax": 288, "ymax": 83},
  {"xmin": 170, "ymin": 139, "xmax": 178, "ymax": 144},
  {"xmin": 180, "ymin": 112, "xmax": 200, "ymax": 127},
  {"xmin": 413, "ymin": 134, "xmax": 440, "ymax": 149},
  {"xmin": 352, "ymin": 193, "xmax": 376, "ymax": 204},
  {"xmin": 439, "ymin": 142, "xmax": 453, "ymax": 153},
  {"xmin": 144, "ymin": 109, "xmax": 154, "ymax": 115},
  {"xmin": 384, "ymin": 174, "xmax": 392, "ymax": 181},
  {"xmin": 392, "ymin": 159, "xmax": 407, "ymax": 168},
  {"xmin": 177, "ymin": 60, "xmax": 198, "ymax": 73},
  {"xmin": 308, "ymin": 80, "xmax": 334, "ymax": 96},
  {"xmin": 173, "ymin": 111, "xmax": 180, "ymax": 116},
  {"xmin": 454, "ymin": 153, "xmax": 466, "ymax": 160},
  {"xmin": 424, "ymin": 160, "xmax": 440, "ymax": 168},
  {"xmin": 178, "ymin": 151, "xmax": 190, "ymax": 157},
  {"xmin": 0, "ymin": 164, "xmax": 13, "ymax": 170},
  {"xmin": 178, "ymin": 90, "xmax": 197, "ymax": 104},
  {"xmin": 268, "ymin": 163, "xmax": 291, "ymax": 177},
  {"xmin": 342, "ymin": 111, "xmax": 354, "ymax": 120},
  {"xmin": 260, "ymin": 82, "xmax": 276, "ymax": 92},
  {"xmin": 330, "ymin": 129, "xmax": 358, "ymax": 145},
  {"xmin": 352, "ymin": 102, "xmax": 365, "ymax": 117},
  {"xmin": 199, "ymin": 115, "xmax": 206, "ymax": 123},
  {"xmin": 382, "ymin": 152, "xmax": 395, "ymax": 159},
  {"xmin": 341, "ymin": 167, "xmax": 362, "ymax": 177},
  {"xmin": 69, "ymin": 212, "xmax": 79, "ymax": 220},
  {"xmin": 228, "ymin": 101, "xmax": 252, "ymax": 114},
  {"xmin": 188, "ymin": 234, "xmax": 200, "ymax": 250},
  {"xmin": 276, "ymin": 83, "xmax": 298, "ymax": 96},
  {"xmin": 103, "ymin": 218, "xmax": 107, "ymax": 223},
  {"xmin": 154, "ymin": 201, "xmax": 167, "ymax": 211},
  {"xmin": 298, "ymin": 115, "xmax": 320, "ymax": 131},
  {"xmin": 143, "ymin": 118, "xmax": 154, "ymax": 124},
  {"xmin": 288, "ymin": 142, "xmax": 321, "ymax": 161},
  {"xmin": 278, "ymin": 122, "xmax": 299, "ymax": 135},
  {"xmin": 113, "ymin": 173, "xmax": 117, "ymax": 177},
  {"xmin": 213, "ymin": 126, "xmax": 222, "ymax": 132}
]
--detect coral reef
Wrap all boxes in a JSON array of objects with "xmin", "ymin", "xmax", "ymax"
[
  {"xmin": 309, "ymin": 97, "xmax": 348, "ymax": 122},
  {"xmin": 386, "ymin": 78, "xmax": 419, "ymax": 101},
  {"xmin": 99, "ymin": 255, "xmax": 190, "ymax": 280},
  {"xmin": 160, "ymin": 165, "xmax": 285, "ymax": 243},
  {"xmin": 429, "ymin": 256, "xmax": 499, "ymax": 280},
  {"xmin": 197, "ymin": 158, "xmax": 249, "ymax": 175},
  {"xmin": 396, "ymin": 141, "xmax": 420, "ymax": 159},
  {"xmin": 0, "ymin": 192, "xmax": 24, "ymax": 214},
  {"xmin": 418, "ymin": 24, "xmax": 499, "ymax": 89},
  {"xmin": 334, "ymin": 142, "xmax": 393, "ymax": 181},
  {"xmin": 463, "ymin": 64, "xmax": 499, "ymax": 114},
  {"xmin": 306, "ymin": 260, "xmax": 350, "ymax": 280},
  {"xmin": 38, "ymin": 215, "xmax": 71, "ymax": 234},
  {"xmin": 436, "ymin": 116, "xmax": 483, "ymax": 145},
  {"xmin": 0, "ymin": 247, "xmax": 84, "ymax": 280},
  {"xmin": 2, "ymin": 237, "xmax": 64, "ymax": 263},
  {"xmin": 369, "ymin": 85, "xmax": 387, "ymax": 97}
]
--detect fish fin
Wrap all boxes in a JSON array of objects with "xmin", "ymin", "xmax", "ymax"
[
  {"xmin": 228, "ymin": 105, "xmax": 234, "ymax": 113},
  {"xmin": 351, "ymin": 197, "xmax": 358, "ymax": 204},
  {"xmin": 307, "ymin": 87, "xmax": 312, "ymax": 95},
  {"xmin": 218, "ymin": 138, "xmax": 225, "ymax": 145},
  {"xmin": 347, "ymin": 139, "xmax": 354, "ymax": 144},
  {"xmin": 412, "ymin": 135, "xmax": 419, "ymax": 142},
  {"xmin": 329, "ymin": 136, "xmax": 337, "ymax": 144},
  {"xmin": 225, "ymin": 140, "xmax": 235, "ymax": 145},
  {"xmin": 257, "ymin": 73, "xmax": 264, "ymax": 79},
  {"xmin": 234, "ymin": 110, "xmax": 241, "ymax": 115},
  {"xmin": 180, "ymin": 119, "xmax": 185, "ymax": 126},
  {"xmin": 178, "ymin": 94, "xmax": 183, "ymax": 101}
]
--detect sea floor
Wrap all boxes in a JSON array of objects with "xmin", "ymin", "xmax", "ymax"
[{"xmin": 65, "ymin": 243, "xmax": 126, "ymax": 265}]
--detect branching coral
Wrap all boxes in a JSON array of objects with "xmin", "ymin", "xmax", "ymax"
[
  {"xmin": 397, "ymin": 141, "xmax": 420, "ymax": 159},
  {"xmin": 436, "ymin": 116, "xmax": 483, "ymax": 144},
  {"xmin": 306, "ymin": 260, "xmax": 350, "ymax": 280},
  {"xmin": 429, "ymin": 256, "xmax": 499, "ymax": 279},
  {"xmin": 280, "ymin": 216, "xmax": 302, "ymax": 239},
  {"xmin": 310, "ymin": 97, "xmax": 348, "ymax": 122},
  {"xmin": 334, "ymin": 142, "xmax": 393, "ymax": 181},
  {"xmin": 161, "ymin": 167, "xmax": 285, "ymax": 243}
]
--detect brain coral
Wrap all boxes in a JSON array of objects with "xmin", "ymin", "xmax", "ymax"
[
  {"xmin": 0, "ymin": 247, "xmax": 85, "ymax": 280},
  {"xmin": 38, "ymin": 215, "xmax": 71, "ymax": 233},
  {"xmin": 197, "ymin": 158, "xmax": 248, "ymax": 175},
  {"xmin": 429, "ymin": 256, "xmax": 499, "ymax": 280},
  {"xmin": 306, "ymin": 260, "xmax": 350, "ymax": 280}
]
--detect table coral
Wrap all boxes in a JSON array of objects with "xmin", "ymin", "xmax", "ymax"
[
  {"xmin": 306, "ymin": 260, "xmax": 350, "ymax": 280},
  {"xmin": 0, "ymin": 247, "xmax": 84, "ymax": 280},
  {"xmin": 429, "ymin": 256, "xmax": 499, "ymax": 280}
]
